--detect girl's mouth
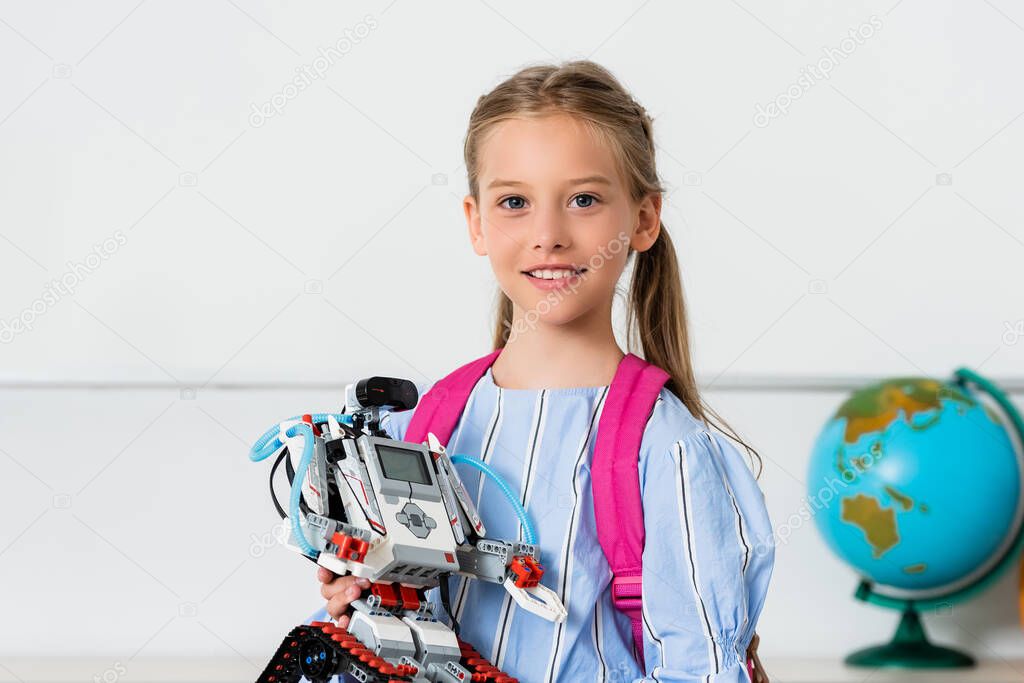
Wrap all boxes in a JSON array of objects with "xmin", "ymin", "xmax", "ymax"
[{"xmin": 522, "ymin": 267, "xmax": 587, "ymax": 290}]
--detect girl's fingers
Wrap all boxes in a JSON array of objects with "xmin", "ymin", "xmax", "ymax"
[
  {"xmin": 321, "ymin": 576, "xmax": 354, "ymax": 600},
  {"xmin": 326, "ymin": 594, "xmax": 348, "ymax": 619},
  {"xmin": 321, "ymin": 581, "xmax": 339, "ymax": 600},
  {"xmin": 317, "ymin": 568, "xmax": 370, "ymax": 586},
  {"xmin": 323, "ymin": 577, "xmax": 373, "ymax": 621},
  {"xmin": 319, "ymin": 573, "xmax": 373, "ymax": 602},
  {"xmin": 326, "ymin": 586, "xmax": 364, "ymax": 618}
]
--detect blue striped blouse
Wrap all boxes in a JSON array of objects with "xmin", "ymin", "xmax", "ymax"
[{"xmin": 303, "ymin": 364, "xmax": 775, "ymax": 682}]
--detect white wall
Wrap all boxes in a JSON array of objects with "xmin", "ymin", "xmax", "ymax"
[{"xmin": 2, "ymin": 0, "xmax": 1023, "ymax": 675}]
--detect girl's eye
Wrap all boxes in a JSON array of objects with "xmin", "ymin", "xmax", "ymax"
[
  {"xmin": 498, "ymin": 194, "xmax": 599, "ymax": 210},
  {"xmin": 571, "ymin": 193, "xmax": 599, "ymax": 209},
  {"xmin": 499, "ymin": 196, "xmax": 527, "ymax": 210}
]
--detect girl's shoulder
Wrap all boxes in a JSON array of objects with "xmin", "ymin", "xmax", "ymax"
[
  {"xmin": 638, "ymin": 386, "xmax": 707, "ymax": 463},
  {"xmin": 638, "ymin": 387, "xmax": 763, "ymax": 491}
]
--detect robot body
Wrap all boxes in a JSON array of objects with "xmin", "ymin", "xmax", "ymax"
[{"xmin": 256, "ymin": 381, "xmax": 566, "ymax": 683}]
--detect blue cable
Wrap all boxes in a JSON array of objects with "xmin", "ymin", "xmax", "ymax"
[
  {"xmin": 285, "ymin": 422, "xmax": 318, "ymax": 558},
  {"xmin": 249, "ymin": 413, "xmax": 352, "ymax": 558},
  {"xmin": 249, "ymin": 413, "xmax": 351, "ymax": 462},
  {"xmin": 451, "ymin": 453, "xmax": 537, "ymax": 545}
]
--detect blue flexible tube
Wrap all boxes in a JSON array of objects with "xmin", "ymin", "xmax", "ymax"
[
  {"xmin": 248, "ymin": 413, "xmax": 352, "ymax": 558},
  {"xmin": 286, "ymin": 422, "xmax": 318, "ymax": 558},
  {"xmin": 451, "ymin": 453, "xmax": 537, "ymax": 545},
  {"xmin": 248, "ymin": 413, "xmax": 351, "ymax": 462}
]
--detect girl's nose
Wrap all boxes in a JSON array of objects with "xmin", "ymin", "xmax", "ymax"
[{"xmin": 529, "ymin": 205, "xmax": 571, "ymax": 251}]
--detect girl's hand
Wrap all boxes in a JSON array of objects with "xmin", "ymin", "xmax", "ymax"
[
  {"xmin": 746, "ymin": 632, "xmax": 769, "ymax": 683},
  {"xmin": 318, "ymin": 566, "xmax": 371, "ymax": 628}
]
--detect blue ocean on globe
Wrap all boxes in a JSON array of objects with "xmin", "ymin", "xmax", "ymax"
[{"xmin": 807, "ymin": 378, "xmax": 1021, "ymax": 591}]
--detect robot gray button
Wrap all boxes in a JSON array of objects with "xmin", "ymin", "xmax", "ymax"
[{"xmin": 395, "ymin": 502, "xmax": 437, "ymax": 539}]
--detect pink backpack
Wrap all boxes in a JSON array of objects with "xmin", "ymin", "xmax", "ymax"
[{"xmin": 405, "ymin": 349, "xmax": 759, "ymax": 681}]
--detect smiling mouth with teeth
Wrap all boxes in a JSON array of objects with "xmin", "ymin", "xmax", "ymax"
[{"xmin": 522, "ymin": 267, "xmax": 587, "ymax": 280}]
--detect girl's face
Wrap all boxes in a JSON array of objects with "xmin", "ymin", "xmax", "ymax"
[{"xmin": 464, "ymin": 113, "xmax": 661, "ymax": 333}]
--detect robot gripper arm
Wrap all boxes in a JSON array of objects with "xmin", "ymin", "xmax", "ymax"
[
  {"xmin": 451, "ymin": 539, "xmax": 568, "ymax": 624},
  {"xmin": 424, "ymin": 432, "xmax": 566, "ymax": 623}
]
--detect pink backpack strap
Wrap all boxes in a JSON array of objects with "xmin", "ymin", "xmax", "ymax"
[
  {"xmin": 591, "ymin": 353, "xmax": 670, "ymax": 672},
  {"xmin": 405, "ymin": 349, "xmax": 502, "ymax": 447}
]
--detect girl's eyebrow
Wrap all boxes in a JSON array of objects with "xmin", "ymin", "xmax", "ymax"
[{"xmin": 486, "ymin": 174, "xmax": 613, "ymax": 190}]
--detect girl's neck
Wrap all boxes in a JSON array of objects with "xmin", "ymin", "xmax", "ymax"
[{"xmin": 490, "ymin": 304, "xmax": 625, "ymax": 390}]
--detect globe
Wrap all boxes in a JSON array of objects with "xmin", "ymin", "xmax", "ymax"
[{"xmin": 807, "ymin": 368, "xmax": 1024, "ymax": 668}]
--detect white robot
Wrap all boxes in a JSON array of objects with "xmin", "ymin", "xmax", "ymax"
[{"xmin": 251, "ymin": 377, "xmax": 566, "ymax": 683}]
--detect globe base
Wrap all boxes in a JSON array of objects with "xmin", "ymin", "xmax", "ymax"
[{"xmin": 845, "ymin": 606, "xmax": 975, "ymax": 669}]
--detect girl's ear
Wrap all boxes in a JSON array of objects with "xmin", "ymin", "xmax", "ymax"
[
  {"xmin": 630, "ymin": 192, "xmax": 662, "ymax": 253},
  {"xmin": 464, "ymin": 194, "xmax": 488, "ymax": 256}
]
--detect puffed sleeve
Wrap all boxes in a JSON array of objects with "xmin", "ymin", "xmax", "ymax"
[{"xmin": 632, "ymin": 427, "xmax": 775, "ymax": 682}]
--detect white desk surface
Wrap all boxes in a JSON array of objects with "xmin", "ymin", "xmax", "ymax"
[{"xmin": 2, "ymin": 657, "xmax": 1024, "ymax": 682}]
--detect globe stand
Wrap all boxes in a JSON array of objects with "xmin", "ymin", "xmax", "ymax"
[{"xmin": 845, "ymin": 594, "xmax": 975, "ymax": 668}]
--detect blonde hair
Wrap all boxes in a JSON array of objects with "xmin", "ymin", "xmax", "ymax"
[{"xmin": 464, "ymin": 59, "xmax": 763, "ymax": 480}]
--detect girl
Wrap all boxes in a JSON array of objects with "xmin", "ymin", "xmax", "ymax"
[{"xmin": 313, "ymin": 60, "xmax": 775, "ymax": 683}]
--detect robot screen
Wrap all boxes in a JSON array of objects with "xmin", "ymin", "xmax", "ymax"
[{"xmin": 377, "ymin": 444, "xmax": 432, "ymax": 485}]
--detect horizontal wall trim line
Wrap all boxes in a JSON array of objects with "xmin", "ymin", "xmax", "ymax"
[{"xmin": 0, "ymin": 376, "xmax": 1022, "ymax": 393}]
